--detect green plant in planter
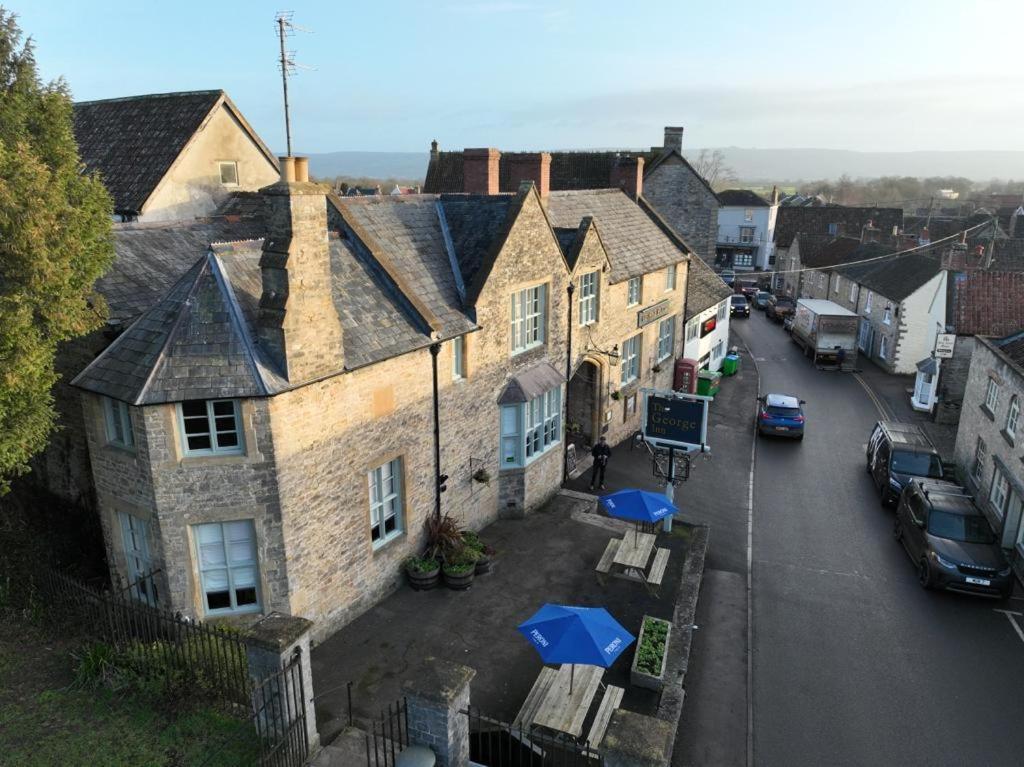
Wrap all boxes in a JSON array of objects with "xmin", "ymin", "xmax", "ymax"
[
  {"xmin": 443, "ymin": 546, "xmax": 479, "ymax": 574},
  {"xmin": 472, "ymin": 467, "xmax": 491, "ymax": 484},
  {"xmin": 424, "ymin": 513, "xmax": 465, "ymax": 561},
  {"xmin": 405, "ymin": 555, "xmax": 439, "ymax": 574},
  {"xmin": 461, "ymin": 530, "xmax": 483, "ymax": 552},
  {"xmin": 635, "ymin": 617, "xmax": 670, "ymax": 675},
  {"xmin": 610, "ymin": 390, "xmax": 622, "ymax": 401}
]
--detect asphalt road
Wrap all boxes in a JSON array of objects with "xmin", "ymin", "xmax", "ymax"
[{"xmin": 733, "ymin": 310, "xmax": 1024, "ymax": 767}]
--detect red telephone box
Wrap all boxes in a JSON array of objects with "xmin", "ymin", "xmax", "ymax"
[{"xmin": 673, "ymin": 358, "xmax": 699, "ymax": 393}]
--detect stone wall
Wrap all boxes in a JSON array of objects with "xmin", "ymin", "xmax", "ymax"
[
  {"xmin": 643, "ymin": 156, "xmax": 718, "ymax": 265},
  {"xmin": 935, "ymin": 336, "xmax": 977, "ymax": 425}
]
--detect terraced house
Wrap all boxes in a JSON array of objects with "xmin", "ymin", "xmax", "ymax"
[{"xmin": 69, "ymin": 151, "xmax": 692, "ymax": 638}]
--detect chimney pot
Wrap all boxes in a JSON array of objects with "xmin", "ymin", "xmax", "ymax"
[
  {"xmin": 294, "ymin": 156, "xmax": 309, "ymax": 183},
  {"xmin": 279, "ymin": 156, "xmax": 296, "ymax": 183},
  {"xmin": 664, "ymin": 126, "xmax": 684, "ymax": 153},
  {"xmin": 463, "ymin": 148, "xmax": 501, "ymax": 195}
]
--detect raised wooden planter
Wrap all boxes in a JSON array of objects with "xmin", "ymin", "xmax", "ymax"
[{"xmin": 630, "ymin": 615, "xmax": 672, "ymax": 691}]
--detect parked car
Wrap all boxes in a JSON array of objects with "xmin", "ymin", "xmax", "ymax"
[
  {"xmin": 736, "ymin": 281, "xmax": 759, "ymax": 300},
  {"xmin": 730, "ymin": 294, "xmax": 750, "ymax": 318},
  {"xmin": 720, "ymin": 269, "xmax": 736, "ymax": 286},
  {"xmin": 866, "ymin": 421, "xmax": 944, "ymax": 505},
  {"xmin": 756, "ymin": 393, "xmax": 805, "ymax": 439},
  {"xmin": 894, "ymin": 479, "xmax": 1013, "ymax": 599},
  {"xmin": 766, "ymin": 295, "xmax": 796, "ymax": 323},
  {"xmin": 753, "ymin": 291, "xmax": 772, "ymax": 310}
]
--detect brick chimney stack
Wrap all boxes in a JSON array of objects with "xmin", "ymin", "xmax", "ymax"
[
  {"xmin": 664, "ymin": 126, "xmax": 684, "ymax": 153},
  {"xmin": 611, "ymin": 155, "xmax": 644, "ymax": 201},
  {"xmin": 257, "ymin": 155, "xmax": 345, "ymax": 383},
  {"xmin": 463, "ymin": 148, "xmax": 501, "ymax": 194},
  {"xmin": 507, "ymin": 152, "xmax": 551, "ymax": 198}
]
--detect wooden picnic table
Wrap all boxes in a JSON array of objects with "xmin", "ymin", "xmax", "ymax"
[
  {"xmin": 530, "ymin": 663, "xmax": 604, "ymax": 738},
  {"xmin": 613, "ymin": 531, "xmax": 656, "ymax": 574}
]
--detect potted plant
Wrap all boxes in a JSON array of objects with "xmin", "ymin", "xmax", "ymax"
[
  {"xmin": 652, "ymin": 362, "xmax": 663, "ymax": 373},
  {"xmin": 405, "ymin": 555, "xmax": 440, "ymax": 591},
  {"xmin": 462, "ymin": 530, "xmax": 496, "ymax": 575},
  {"xmin": 423, "ymin": 513, "xmax": 465, "ymax": 563},
  {"xmin": 472, "ymin": 467, "xmax": 491, "ymax": 485},
  {"xmin": 630, "ymin": 615, "xmax": 672, "ymax": 691},
  {"xmin": 442, "ymin": 548, "xmax": 478, "ymax": 590},
  {"xmin": 610, "ymin": 390, "xmax": 621, "ymax": 401}
]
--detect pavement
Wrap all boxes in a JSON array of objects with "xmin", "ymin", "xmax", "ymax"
[
  {"xmin": 735, "ymin": 310, "xmax": 1024, "ymax": 767},
  {"xmin": 309, "ymin": 493, "xmax": 691, "ymax": 744}
]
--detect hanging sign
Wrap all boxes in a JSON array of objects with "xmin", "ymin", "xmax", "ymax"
[
  {"xmin": 934, "ymin": 333, "xmax": 955, "ymax": 359},
  {"xmin": 641, "ymin": 389, "xmax": 712, "ymax": 452}
]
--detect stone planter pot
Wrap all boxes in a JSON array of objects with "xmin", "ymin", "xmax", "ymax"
[
  {"xmin": 630, "ymin": 616, "xmax": 672, "ymax": 691},
  {"xmin": 406, "ymin": 564, "xmax": 441, "ymax": 591},
  {"xmin": 443, "ymin": 566, "xmax": 476, "ymax": 590}
]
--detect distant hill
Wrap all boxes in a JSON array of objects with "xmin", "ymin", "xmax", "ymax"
[{"xmin": 305, "ymin": 148, "xmax": 1024, "ymax": 184}]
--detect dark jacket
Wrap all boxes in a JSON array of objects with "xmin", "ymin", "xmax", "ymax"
[{"xmin": 591, "ymin": 443, "xmax": 612, "ymax": 465}]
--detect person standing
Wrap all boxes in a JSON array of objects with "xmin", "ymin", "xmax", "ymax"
[{"xmin": 590, "ymin": 436, "xmax": 612, "ymax": 491}]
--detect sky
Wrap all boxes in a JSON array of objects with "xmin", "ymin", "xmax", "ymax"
[{"xmin": 16, "ymin": 0, "xmax": 1024, "ymax": 154}]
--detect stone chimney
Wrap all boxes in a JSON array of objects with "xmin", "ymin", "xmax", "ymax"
[
  {"xmin": 430, "ymin": 139, "xmax": 439, "ymax": 159},
  {"xmin": 664, "ymin": 126, "xmax": 684, "ymax": 153},
  {"xmin": 860, "ymin": 219, "xmax": 880, "ymax": 244},
  {"xmin": 257, "ymin": 155, "xmax": 345, "ymax": 383},
  {"xmin": 507, "ymin": 152, "xmax": 551, "ymax": 198},
  {"xmin": 611, "ymin": 155, "xmax": 644, "ymax": 201},
  {"xmin": 463, "ymin": 148, "xmax": 501, "ymax": 194}
]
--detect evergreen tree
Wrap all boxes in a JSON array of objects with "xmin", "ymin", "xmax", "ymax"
[{"xmin": 0, "ymin": 9, "xmax": 113, "ymax": 493}]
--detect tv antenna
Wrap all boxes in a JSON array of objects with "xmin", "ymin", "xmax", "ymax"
[{"xmin": 275, "ymin": 11, "xmax": 313, "ymax": 157}]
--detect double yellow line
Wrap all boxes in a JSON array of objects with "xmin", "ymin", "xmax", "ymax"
[{"xmin": 853, "ymin": 373, "xmax": 898, "ymax": 422}]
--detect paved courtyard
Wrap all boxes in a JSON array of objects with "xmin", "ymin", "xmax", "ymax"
[{"xmin": 310, "ymin": 493, "xmax": 693, "ymax": 742}]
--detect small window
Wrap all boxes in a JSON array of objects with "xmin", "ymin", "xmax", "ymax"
[
  {"xmin": 665, "ymin": 264, "xmax": 677, "ymax": 291},
  {"xmin": 883, "ymin": 306, "xmax": 892, "ymax": 325},
  {"xmin": 865, "ymin": 290, "xmax": 873, "ymax": 313},
  {"xmin": 103, "ymin": 396, "xmax": 135, "ymax": 449},
  {"xmin": 194, "ymin": 520, "xmax": 260, "ymax": 614},
  {"xmin": 717, "ymin": 302, "xmax": 727, "ymax": 321},
  {"xmin": 657, "ymin": 317, "xmax": 675, "ymax": 362},
  {"xmin": 1006, "ymin": 396, "xmax": 1019, "ymax": 441},
  {"xmin": 627, "ymin": 277, "xmax": 642, "ymax": 307},
  {"xmin": 685, "ymin": 320, "xmax": 698, "ymax": 342},
  {"xmin": 740, "ymin": 226, "xmax": 755, "ymax": 244},
  {"xmin": 834, "ymin": 276, "xmax": 840, "ymax": 295},
  {"xmin": 369, "ymin": 458, "xmax": 404, "ymax": 547},
  {"xmin": 879, "ymin": 336, "xmax": 889, "ymax": 360},
  {"xmin": 452, "ymin": 336, "xmax": 466, "ymax": 381},
  {"xmin": 744, "ymin": 209, "xmax": 753, "ymax": 222},
  {"xmin": 984, "ymin": 378, "xmax": 999, "ymax": 414},
  {"xmin": 989, "ymin": 465, "xmax": 1010, "ymax": 518},
  {"xmin": 849, "ymin": 281, "xmax": 857, "ymax": 303},
  {"xmin": 972, "ymin": 437, "xmax": 987, "ymax": 483},
  {"xmin": 827, "ymin": 223, "xmax": 838, "ymax": 236},
  {"xmin": 620, "ymin": 334, "xmax": 641, "ymax": 385},
  {"xmin": 712, "ymin": 340, "xmax": 724, "ymax": 359},
  {"xmin": 218, "ymin": 161, "xmax": 239, "ymax": 186},
  {"xmin": 579, "ymin": 272, "xmax": 599, "ymax": 325},
  {"xmin": 179, "ymin": 399, "xmax": 244, "ymax": 456},
  {"xmin": 511, "ymin": 284, "xmax": 546, "ymax": 354}
]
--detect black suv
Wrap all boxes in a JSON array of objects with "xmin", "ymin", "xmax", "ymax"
[
  {"xmin": 894, "ymin": 479, "xmax": 1013, "ymax": 599},
  {"xmin": 730, "ymin": 294, "xmax": 750, "ymax": 318},
  {"xmin": 867, "ymin": 421, "xmax": 944, "ymax": 505}
]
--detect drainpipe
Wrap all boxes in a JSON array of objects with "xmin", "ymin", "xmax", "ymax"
[
  {"xmin": 430, "ymin": 342, "xmax": 442, "ymax": 520},
  {"xmin": 563, "ymin": 282, "xmax": 575, "ymax": 484}
]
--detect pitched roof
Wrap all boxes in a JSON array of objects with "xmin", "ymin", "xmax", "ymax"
[
  {"xmin": 423, "ymin": 148, "xmax": 718, "ymax": 200},
  {"xmin": 836, "ymin": 246, "xmax": 942, "ymax": 301},
  {"xmin": 796, "ymin": 235, "xmax": 862, "ymax": 269},
  {"xmin": 717, "ymin": 189, "xmax": 769, "ymax": 207},
  {"xmin": 994, "ymin": 331, "xmax": 1024, "ymax": 370},
  {"xmin": 685, "ymin": 255, "xmax": 732, "ymax": 320},
  {"xmin": 774, "ymin": 205, "xmax": 903, "ymax": 248},
  {"xmin": 73, "ymin": 90, "xmax": 276, "ymax": 216},
  {"xmin": 950, "ymin": 271, "xmax": 1024, "ymax": 337}
]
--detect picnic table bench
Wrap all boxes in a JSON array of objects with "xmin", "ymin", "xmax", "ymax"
[
  {"xmin": 645, "ymin": 547, "xmax": 671, "ymax": 596},
  {"xmin": 595, "ymin": 532, "xmax": 670, "ymax": 595},
  {"xmin": 586, "ymin": 684, "xmax": 624, "ymax": 746}
]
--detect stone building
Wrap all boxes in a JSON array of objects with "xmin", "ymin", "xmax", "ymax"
[
  {"xmin": 69, "ymin": 153, "xmax": 692, "ymax": 638},
  {"xmin": 952, "ymin": 333, "xmax": 1024, "ymax": 586},
  {"xmin": 423, "ymin": 126, "xmax": 720, "ymax": 264},
  {"xmin": 715, "ymin": 188, "xmax": 779, "ymax": 272},
  {"xmin": 73, "ymin": 90, "xmax": 280, "ymax": 222}
]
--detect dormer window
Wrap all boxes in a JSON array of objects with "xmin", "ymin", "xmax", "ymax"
[{"xmin": 219, "ymin": 161, "xmax": 239, "ymax": 186}]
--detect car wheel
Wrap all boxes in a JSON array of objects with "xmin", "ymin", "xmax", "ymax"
[
  {"xmin": 893, "ymin": 519, "xmax": 902, "ymax": 542},
  {"xmin": 796, "ymin": 433, "xmax": 804, "ymax": 441},
  {"xmin": 918, "ymin": 559, "xmax": 935, "ymax": 590}
]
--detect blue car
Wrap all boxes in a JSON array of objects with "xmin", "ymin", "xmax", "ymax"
[{"xmin": 756, "ymin": 393, "xmax": 806, "ymax": 440}]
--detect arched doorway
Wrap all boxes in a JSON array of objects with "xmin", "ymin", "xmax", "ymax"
[{"xmin": 567, "ymin": 359, "xmax": 601, "ymax": 450}]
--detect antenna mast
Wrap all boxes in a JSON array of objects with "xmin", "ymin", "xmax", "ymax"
[{"xmin": 277, "ymin": 12, "xmax": 292, "ymax": 157}]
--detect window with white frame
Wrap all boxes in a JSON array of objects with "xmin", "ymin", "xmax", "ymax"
[
  {"xmin": 990, "ymin": 464, "xmax": 1010, "ymax": 518},
  {"xmin": 179, "ymin": 400, "xmax": 244, "ymax": 456},
  {"xmin": 984, "ymin": 378, "xmax": 1000, "ymax": 414},
  {"xmin": 119, "ymin": 513, "xmax": 155, "ymax": 605},
  {"xmin": 218, "ymin": 161, "xmax": 239, "ymax": 186},
  {"xmin": 827, "ymin": 223, "xmax": 838, "ymax": 235},
  {"xmin": 620, "ymin": 334, "xmax": 641, "ymax": 385},
  {"xmin": 369, "ymin": 458, "xmax": 403, "ymax": 546},
  {"xmin": 1006, "ymin": 396, "xmax": 1019, "ymax": 442},
  {"xmin": 744, "ymin": 208, "xmax": 753, "ymax": 221},
  {"xmin": 103, "ymin": 396, "xmax": 135, "ymax": 449},
  {"xmin": 973, "ymin": 437, "xmax": 987, "ymax": 483},
  {"xmin": 627, "ymin": 277, "xmax": 642, "ymax": 307},
  {"xmin": 685, "ymin": 319, "xmax": 698, "ymax": 342},
  {"xmin": 849, "ymin": 281, "xmax": 857, "ymax": 303},
  {"xmin": 883, "ymin": 306, "xmax": 892, "ymax": 325},
  {"xmin": 665, "ymin": 264, "xmax": 677, "ymax": 291},
  {"xmin": 864, "ymin": 290, "xmax": 873, "ymax": 313},
  {"xmin": 452, "ymin": 336, "xmax": 466, "ymax": 380},
  {"xmin": 499, "ymin": 389, "xmax": 561, "ymax": 467},
  {"xmin": 193, "ymin": 520, "xmax": 260, "ymax": 614},
  {"xmin": 579, "ymin": 272, "xmax": 599, "ymax": 325},
  {"xmin": 717, "ymin": 302, "xmax": 727, "ymax": 321},
  {"xmin": 712, "ymin": 340, "xmax": 724, "ymax": 359},
  {"xmin": 879, "ymin": 335, "xmax": 889, "ymax": 360},
  {"xmin": 740, "ymin": 226, "xmax": 755, "ymax": 244},
  {"xmin": 657, "ymin": 317, "xmax": 675, "ymax": 362},
  {"xmin": 510, "ymin": 284, "xmax": 546, "ymax": 354},
  {"xmin": 735, "ymin": 253, "xmax": 753, "ymax": 268}
]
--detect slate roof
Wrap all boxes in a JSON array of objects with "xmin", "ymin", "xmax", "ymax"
[
  {"xmin": 717, "ymin": 189, "xmax": 769, "ymax": 207},
  {"xmin": 685, "ymin": 255, "xmax": 732, "ymax": 320},
  {"xmin": 437, "ymin": 195, "xmax": 516, "ymax": 290},
  {"xmin": 796, "ymin": 235, "xmax": 862, "ymax": 269},
  {"xmin": 545, "ymin": 189, "xmax": 691, "ymax": 283},
  {"xmin": 73, "ymin": 90, "xmax": 276, "ymax": 216},
  {"xmin": 835, "ymin": 245, "xmax": 942, "ymax": 301},
  {"xmin": 994, "ymin": 332, "xmax": 1024, "ymax": 370},
  {"xmin": 774, "ymin": 206, "xmax": 903, "ymax": 248},
  {"xmin": 423, "ymin": 148, "xmax": 718, "ymax": 200}
]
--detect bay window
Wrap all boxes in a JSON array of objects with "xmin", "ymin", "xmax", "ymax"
[
  {"xmin": 178, "ymin": 399, "xmax": 244, "ymax": 456},
  {"xmin": 500, "ymin": 388, "xmax": 562, "ymax": 467}
]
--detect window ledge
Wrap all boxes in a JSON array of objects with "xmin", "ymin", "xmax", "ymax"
[
  {"xmin": 1001, "ymin": 429, "xmax": 1015, "ymax": 447},
  {"xmin": 178, "ymin": 453, "xmax": 249, "ymax": 467},
  {"xmin": 980, "ymin": 405, "xmax": 996, "ymax": 421},
  {"xmin": 371, "ymin": 530, "xmax": 407, "ymax": 557},
  {"xmin": 103, "ymin": 443, "xmax": 138, "ymax": 457}
]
